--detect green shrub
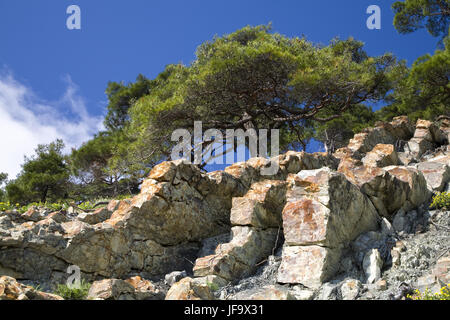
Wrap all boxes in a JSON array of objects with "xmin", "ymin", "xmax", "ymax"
[
  {"xmin": 206, "ymin": 281, "xmax": 219, "ymax": 292},
  {"xmin": 430, "ymin": 192, "xmax": 450, "ymax": 210},
  {"xmin": 54, "ymin": 280, "xmax": 91, "ymax": 300}
]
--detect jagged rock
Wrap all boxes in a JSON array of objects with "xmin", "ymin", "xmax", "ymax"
[
  {"xmin": 339, "ymin": 160, "xmax": 431, "ymax": 219},
  {"xmin": 234, "ymin": 285, "xmax": 296, "ymax": 300},
  {"xmin": 415, "ymin": 155, "xmax": 450, "ymax": 192},
  {"xmin": 340, "ymin": 279, "xmax": 361, "ymax": 300},
  {"xmin": 224, "ymin": 152, "xmax": 338, "ymax": 188},
  {"xmin": 277, "ymin": 167, "xmax": 379, "ymax": 288},
  {"xmin": 0, "ymin": 276, "xmax": 63, "ymax": 300},
  {"xmin": 361, "ymin": 144, "xmax": 400, "ymax": 167},
  {"xmin": 363, "ymin": 249, "xmax": 383, "ymax": 284},
  {"xmin": 77, "ymin": 200, "xmax": 120, "ymax": 225},
  {"xmin": 346, "ymin": 117, "xmax": 414, "ymax": 155},
  {"xmin": 415, "ymin": 273, "xmax": 443, "ymax": 295},
  {"xmin": 318, "ymin": 282, "xmax": 339, "ymax": 300},
  {"xmin": 87, "ymin": 279, "xmax": 136, "ymax": 300},
  {"xmin": 193, "ymin": 226, "xmax": 278, "ymax": 281},
  {"xmin": 125, "ymin": 276, "xmax": 164, "ymax": 300},
  {"xmin": 433, "ymin": 256, "xmax": 450, "ymax": 284},
  {"xmin": 283, "ymin": 167, "xmax": 379, "ymax": 246},
  {"xmin": 277, "ymin": 245, "xmax": 339, "ymax": 289},
  {"xmin": 230, "ymin": 180, "xmax": 287, "ymax": 228},
  {"xmin": 376, "ymin": 279, "xmax": 388, "ymax": 291},
  {"xmin": 289, "ymin": 286, "xmax": 315, "ymax": 300},
  {"xmin": 193, "ymin": 179, "xmax": 286, "ymax": 282},
  {"xmin": 165, "ymin": 277, "xmax": 215, "ymax": 300},
  {"xmin": 0, "ymin": 115, "xmax": 449, "ymax": 300},
  {"xmin": 165, "ymin": 271, "xmax": 188, "ymax": 287},
  {"xmin": 405, "ymin": 119, "xmax": 447, "ymax": 159}
]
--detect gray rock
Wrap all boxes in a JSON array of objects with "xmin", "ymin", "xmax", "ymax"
[
  {"xmin": 165, "ymin": 271, "xmax": 188, "ymax": 286},
  {"xmin": 363, "ymin": 249, "xmax": 383, "ymax": 284},
  {"xmin": 340, "ymin": 279, "xmax": 361, "ymax": 300}
]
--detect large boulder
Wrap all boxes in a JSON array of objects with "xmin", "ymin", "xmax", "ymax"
[
  {"xmin": 193, "ymin": 179, "xmax": 287, "ymax": 282},
  {"xmin": 193, "ymin": 226, "xmax": 278, "ymax": 281},
  {"xmin": 338, "ymin": 159, "xmax": 431, "ymax": 219},
  {"xmin": 230, "ymin": 180, "xmax": 287, "ymax": 228},
  {"xmin": 346, "ymin": 117, "xmax": 414, "ymax": 155},
  {"xmin": 277, "ymin": 167, "xmax": 379, "ymax": 288},
  {"xmin": 361, "ymin": 144, "xmax": 400, "ymax": 168},
  {"xmin": 416, "ymin": 156, "xmax": 450, "ymax": 192}
]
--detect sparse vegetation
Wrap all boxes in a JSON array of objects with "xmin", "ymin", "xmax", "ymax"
[
  {"xmin": 206, "ymin": 281, "xmax": 220, "ymax": 292},
  {"xmin": 54, "ymin": 280, "xmax": 91, "ymax": 300},
  {"xmin": 430, "ymin": 191, "xmax": 450, "ymax": 210},
  {"xmin": 408, "ymin": 284, "xmax": 450, "ymax": 300}
]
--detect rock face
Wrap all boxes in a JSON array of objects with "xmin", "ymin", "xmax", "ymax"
[
  {"xmin": 193, "ymin": 180, "xmax": 286, "ymax": 282},
  {"xmin": 276, "ymin": 167, "xmax": 379, "ymax": 288},
  {"xmin": 0, "ymin": 115, "xmax": 449, "ymax": 300}
]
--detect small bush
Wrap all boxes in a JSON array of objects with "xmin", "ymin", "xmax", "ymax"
[
  {"xmin": 206, "ymin": 281, "xmax": 219, "ymax": 292},
  {"xmin": 54, "ymin": 280, "xmax": 91, "ymax": 300},
  {"xmin": 430, "ymin": 192, "xmax": 450, "ymax": 210},
  {"xmin": 407, "ymin": 284, "xmax": 450, "ymax": 300}
]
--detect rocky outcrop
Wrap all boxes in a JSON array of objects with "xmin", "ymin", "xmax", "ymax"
[
  {"xmin": 0, "ymin": 115, "xmax": 449, "ymax": 300},
  {"xmin": 87, "ymin": 276, "xmax": 164, "ymax": 300},
  {"xmin": 0, "ymin": 276, "xmax": 63, "ymax": 300},
  {"xmin": 277, "ymin": 167, "xmax": 379, "ymax": 288},
  {"xmin": 193, "ymin": 180, "xmax": 286, "ymax": 282}
]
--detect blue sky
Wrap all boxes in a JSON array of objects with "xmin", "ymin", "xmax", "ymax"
[{"xmin": 0, "ymin": 0, "xmax": 440, "ymax": 177}]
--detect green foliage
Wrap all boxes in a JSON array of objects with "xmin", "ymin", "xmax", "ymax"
[
  {"xmin": 312, "ymin": 105, "xmax": 377, "ymax": 152},
  {"xmin": 104, "ymin": 74, "xmax": 153, "ymax": 132},
  {"xmin": 0, "ymin": 172, "xmax": 8, "ymax": 202},
  {"xmin": 127, "ymin": 26, "xmax": 401, "ymax": 165},
  {"xmin": 69, "ymin": 131, "xmax": 141, "ymax": 200},
  {"xmin": 206, "ymin": 281, "xmax": 220, "ymax": 292},
  {"xmin": 392, "ymin": 0, "xmax": 450, "ymax": 41},
  {"xmin": 377, "ymin": 34, "xmax": 450, "ymax": 122},
  {"xmin": 430, "ymin": 191, "xmax": 450, "ymax": 209},
  {"xmin": 54, "ymin": 280, "xmax": 91, "ymax": 300},
  {"xmin": 5, "ymin": 140, "xmax": 70, "ymax": 205},
  {"xmin": 408, "ymin": 284, "xmax": 450, "ymax": 300}
]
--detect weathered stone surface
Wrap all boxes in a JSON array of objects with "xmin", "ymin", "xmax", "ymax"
[
  {"xmin": 87, "ymin": 279, "xmax": 135, "ymax": 300},
  {"xmin": 230, "ymin": 180, "xmax": 287, "ymax": 228},
  {"xmin": 277, "ymin": 245, "xmax": 340, "ymax": 289},
  {"xmin": 416, "ymin": 155, "xmax": 450, "ymax": 192},
  {"xmin": 165, "ymin": 271, "xmax": 188, "ymax": 287},
  {"xmin": 340, "ymin": 279, "xmax": 362, "ymax": 300},
  {"xmin": 193, "ymin": 226, "xmax": 278, "ymax": 281},
  {"xmin": 0, "ymin": 115, "xmax": 449, "ymax": 300},
  {"xmin": 346, "ymin": 118, "xmax": 413, "ymax": 155},
  {"xmin": 404, "ymin": 119, "xmax": 447, "ymax": 159},
  {"xmin": 277, "ymin": 167, "xmax": 379, "ymax": 288},
  {"xmin": 283, "ymin": 168, "xmax": 379, "ymax": 247},
  {"xmin": 77, "ymin": 200, "xmax": 120, "ymax": 225},
  {"xmin": 339, "ymin": 160, "xmax": 431, "ymax": 219},
  {"xmin": 165, "ymin": 277, "xmax": 215, "ymax": 300},
  {"xmin": 88, "ymin": 277, "xmax": 164, "ymax": 300},
  {"xmin": 234, "ymin": 285, "xmax": 296, "ymax": 300},
  {"xmin": 361, "ymin": 144, "xmax": 400, "ymax": 168},
  {"xmin": 289, "ymin": 286, "xmax": 315, "ymax": 300},
  {"xmin": 363, "ymin": 249, "xmax": 383, "ymax": 284},
  {"xmin": 433, "ymin": 255, "xmax": 450, "ymax": 285},
  {"xmin": 0, "ymin": 276, "xmax": 63, "ymax": 300}
]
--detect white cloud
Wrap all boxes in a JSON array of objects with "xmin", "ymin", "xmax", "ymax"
[{"xmin": 0, "ymin": 72, "xmax": 104, "ymax": 179}]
